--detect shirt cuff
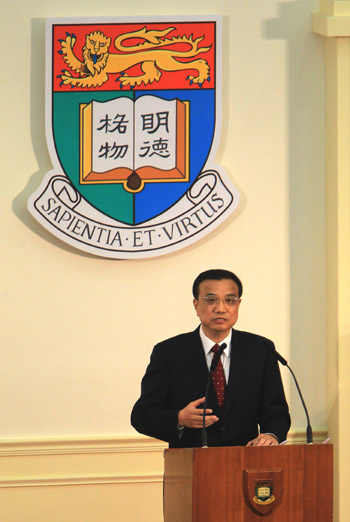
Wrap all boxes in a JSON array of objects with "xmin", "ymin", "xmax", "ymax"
[
  {"xmin": 177, "ymin": 424, "xmax": 185, "ymax": 439},
  {"xmin": 264, "ymin": 433, "xmax": 279, "ymax": 443}
]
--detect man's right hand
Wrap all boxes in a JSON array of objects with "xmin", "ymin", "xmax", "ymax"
[{"xmin": 178, "ymin": 397, "xmax": 219, "ymax": 429}]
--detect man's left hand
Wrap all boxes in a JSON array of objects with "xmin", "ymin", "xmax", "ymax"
[{"xmin": 246, "ymin": 434, "xmax": 278, "ymax": 446}]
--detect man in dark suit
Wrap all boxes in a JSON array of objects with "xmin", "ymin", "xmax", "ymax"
[{"xmin": 131, "ymin": 269, "xmax": 290, "ymax": 448}]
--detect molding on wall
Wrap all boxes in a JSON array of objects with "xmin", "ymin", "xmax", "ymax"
[
  {"xmin": 287, "ymin": 429, "xmax": 329, "ymax": 444},
  {"xmin": 0, "ymin": 430, "xmax": 328, "ymax": 456},
  {"xmin": 0, "ymin": 434, "xmax": 167, "ymax": 456},
  {"xmin": 313, "ymin": 0, "xmax": 350, "ymax": 36},
  {"xmin": 0, "ymin": 473, "xmax": 163, "ymax": 489},
  {"xmin": 0, "ymin": 431, "xmax": 329, "ymax": 489},
  {"xmin": 0, "ymin": 435, "xmax": 166, "ymax": 490}
]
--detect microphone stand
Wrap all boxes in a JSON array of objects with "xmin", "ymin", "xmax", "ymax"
[{"xmin": 276, "ymin": 351, "xmax": 313, "ymax": 444}]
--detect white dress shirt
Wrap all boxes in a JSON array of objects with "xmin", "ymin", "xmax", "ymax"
[{"xmin": 199, "ymin": 326, "xmax": 232, "ymax": 382}]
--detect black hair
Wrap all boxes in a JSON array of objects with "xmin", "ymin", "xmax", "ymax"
[{"xmin": 192, "ymin": 269, "xmax": 243, "ymax": 298}]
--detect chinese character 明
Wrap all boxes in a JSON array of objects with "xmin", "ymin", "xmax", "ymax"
[{"xmin": 141, "ymin": 111, "xmax": 169, "ymax": 134}]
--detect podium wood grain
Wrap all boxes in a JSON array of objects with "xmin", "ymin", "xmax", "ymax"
[{"xmin": 163, "ymin": 445, "xmax": 333, "ymax": 522}]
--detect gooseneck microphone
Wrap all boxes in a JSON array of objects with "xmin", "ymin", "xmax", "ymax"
[
  {"xmin": 275, "ymin": 351, "xmax": 313, "ymax": 444},
  {"xmin": 201, "ymin": 343, "xmax": 227, "ymax": 448}
]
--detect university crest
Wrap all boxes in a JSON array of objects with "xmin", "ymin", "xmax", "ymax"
[{"xmin": 28, "ymin": 16, "xmax": 239, "ymax": 258}]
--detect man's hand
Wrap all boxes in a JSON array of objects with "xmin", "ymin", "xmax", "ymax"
[
  {"xmin": 246, "ymin": 433, "xmax": 278, "ymax": 446},
  {"xmin": 178, "ymin": 397, "xmax": 219, "ymax": 429}
]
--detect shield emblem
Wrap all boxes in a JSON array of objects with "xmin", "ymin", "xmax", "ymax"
[
  {"xmin": 28, "ymin": 17, "xmax": 239, "ymax": 258},
  {"xmin": 254, "ymin": 480, "xmax": 274, "ymax": 503},
  {"xmin": 243, "ymin": 469, "xmax": 283, "ymax": 516}
]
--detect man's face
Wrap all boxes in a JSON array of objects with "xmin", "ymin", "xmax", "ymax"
[{"xmin": 193, "ymin": 278, "xmax": 241, "ymax": 342}]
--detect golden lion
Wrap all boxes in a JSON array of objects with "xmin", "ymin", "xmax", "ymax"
[{"xmin": 57, "ymin": 27, "xmax": 211, "ymax": 89}]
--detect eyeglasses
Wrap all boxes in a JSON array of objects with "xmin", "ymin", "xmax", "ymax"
[{"xmin": 198, "ymin": 295, "xmax": 240, "ymax": 306}]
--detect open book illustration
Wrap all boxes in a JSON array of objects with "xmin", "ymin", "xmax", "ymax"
[{"xmin": 80, "ymin": 95, "xmax": 189, "ymax": 193}]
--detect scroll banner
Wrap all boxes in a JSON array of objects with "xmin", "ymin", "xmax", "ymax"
[{"xmin": 31, "ymin": 170, "xmax": 235, "ymax": 258}]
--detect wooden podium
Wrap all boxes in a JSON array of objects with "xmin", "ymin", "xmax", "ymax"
[{"xmin": 163, "ymin": 444, "xmax": 333, "ymax": 522}]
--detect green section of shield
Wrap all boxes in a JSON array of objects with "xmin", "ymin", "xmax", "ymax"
[{"xmin": 53, "ymin": 91, "xmax": 134, "ymax": 224}]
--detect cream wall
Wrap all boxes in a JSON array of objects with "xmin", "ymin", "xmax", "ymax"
[{"xmin": 1, "ymin": 1, "xmax": 327, "ymax": 521}]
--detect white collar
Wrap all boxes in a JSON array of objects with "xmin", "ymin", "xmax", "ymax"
[{"xmin": 199, "ymin": 326, "xmax": 232, "ymax": 357}]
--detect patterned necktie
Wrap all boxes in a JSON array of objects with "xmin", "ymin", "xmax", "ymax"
[{"xmin": 211, "ymin": 344, "xmax": 226, "ymax": 408}]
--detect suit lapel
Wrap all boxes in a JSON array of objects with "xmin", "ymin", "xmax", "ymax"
[
  {"xmin": 181, "ymin": 328, "xmax": 209, "ymax": 390},
  {"xmin": 181, "ymin": 328, "xmax": 219, "ymax": 408},
  {"xmin": 222, "ymin": 329, "xmax": 251, "ymax": 420}
]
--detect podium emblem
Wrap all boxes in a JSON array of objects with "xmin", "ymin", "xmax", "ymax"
[
  {"xmin": 253, "ymin": 480, "xmax": 275, "ymax": 505},
  {"xmin": 243, "ymin": 469, "xmax": 283, "ymax": 516}
]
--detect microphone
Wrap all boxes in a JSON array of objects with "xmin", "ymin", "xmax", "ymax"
[
  {"xmin": 210, "ymin": 343, "xmax": 226, "ymax": 371},
  {"xmin": 275, "ymin": 350, "xmax": 313, "ymax": 444},
  {"xmin": 201, "ymin": 343, "xmax": 227, "ymax": 448}
]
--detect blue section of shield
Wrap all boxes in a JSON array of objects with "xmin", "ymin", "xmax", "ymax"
[
  {"xmin": 134, "ymin": 89, "xmax": 215, "ymax": 224},
  {"xmin": 52, "ymin": 88, "xmax": 214, "ymax": 226}
]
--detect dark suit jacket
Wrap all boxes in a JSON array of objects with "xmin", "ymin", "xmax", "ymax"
[{"xmin": 131, "ymin": 327, "xmax": 290, "ymax": 447}]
